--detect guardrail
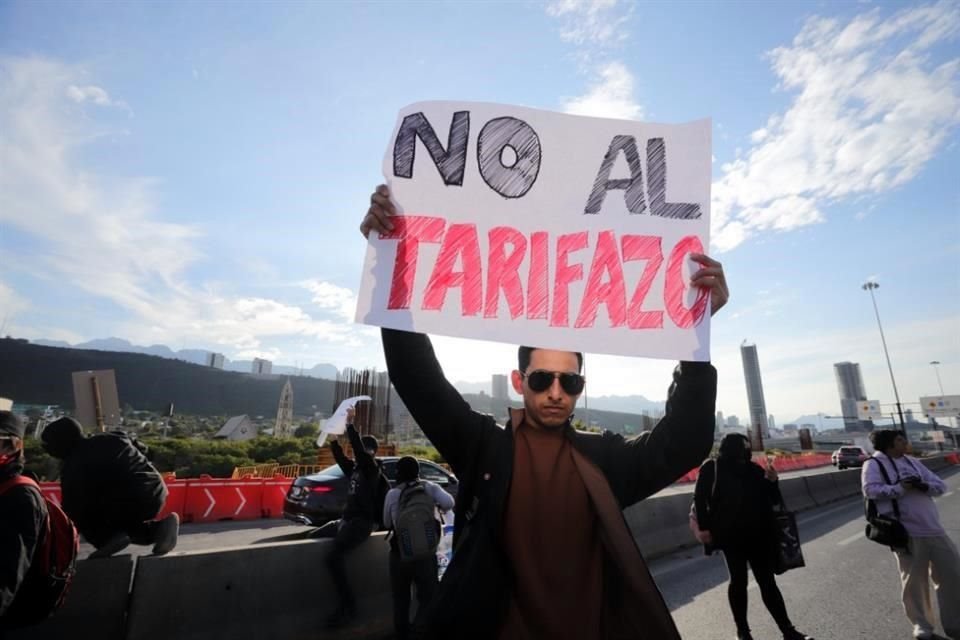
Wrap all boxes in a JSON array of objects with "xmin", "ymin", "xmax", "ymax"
[{"xmin": 230, "ymin": 463, "xmax": 325, "ymax": 479}]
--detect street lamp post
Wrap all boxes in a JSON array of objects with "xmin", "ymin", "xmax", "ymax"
[
  {"xmin": 930, "ymin": 360, "xmax": 946, "ymax": 397},
  {"xmin": 862, "ymin": 281, "xmax": 908, "ymax": 431}
]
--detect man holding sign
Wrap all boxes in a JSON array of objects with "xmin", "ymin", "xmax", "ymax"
[{"xmin": 356, "ymin": 103, "xmax": 726, "ymax": 639}]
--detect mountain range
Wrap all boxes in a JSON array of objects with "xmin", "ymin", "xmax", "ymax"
[
  {"xmin": 31, "ymin": 337, "xmax": 339, "ymax": 380},
  {"xmin": 31, "ymin": 338, "xmax": 668, "ymax": 413}
]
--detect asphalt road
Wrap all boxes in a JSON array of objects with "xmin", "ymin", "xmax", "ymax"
[{"xmin": 651, "ymin": 467, "xmax": 960, "ymax": 640}]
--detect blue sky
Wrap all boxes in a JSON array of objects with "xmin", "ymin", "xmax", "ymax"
[{"xmin": 1, "ymin": 0, "xmax": 958, "ymax": 423}]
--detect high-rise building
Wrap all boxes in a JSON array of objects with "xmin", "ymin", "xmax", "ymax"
[
  {"xmin": 834, "ymin": 362, "xmax": 869, "ymax": 432},
  {"xmin": 726, "ymin": 415, "xmax": 741, "ymax": 428},
  {"xmin": 207, "ymin": 352, "xmax": 225, "ymax": 369},
  {"xmin": 252, "ymin": 358, "xmax": 273, "ymax": 375},
  {"xmin": 716, "ymin": 411, "xmax": 725, "ymax": 434},
  {"xmin": 767, "ymin": 414, "xmax": 776, "ymax": 431},
  {"xmin": 492, "ymin": 374, "xmax": 509, "ymax": 404},
  {"xmin": 905, "ymin": 408, "xmax": 915, "ymax": 423},
  {"xmin": 740, "ymin": 341, "xmax": 769, "ymax": 437}
]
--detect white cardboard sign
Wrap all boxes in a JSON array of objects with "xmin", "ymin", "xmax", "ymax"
[
  {"xmin": 316, "ymin": 395, "xmax": 372, "ymax": 447},
  {"xmin": 356, "ymin": 101, "xmax": 712, "ymax": 361}
]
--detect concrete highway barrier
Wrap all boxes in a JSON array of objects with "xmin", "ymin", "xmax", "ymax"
[
  {"xmin": 777, "ymin": 476, "xmax": 818, "ymax": 512},
  {"xmin": 8, "ymin": 554, "xmax": 134, "ymax": 640},
  {"xmin": 16, "ymin": 458, "xmax": 954, "ymax": 639},
  {"xmin": 803, "ymin": 472, "xmax": 845, "ymax": 506},
  {"xmin": 625, "ymin": 492, "xmax": 693, "ymax": 558},
  {"xmin": 125, "ymin": 534, "xmax": 394, "ymax": 640}
]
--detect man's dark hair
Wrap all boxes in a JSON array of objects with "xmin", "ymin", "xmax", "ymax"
[
  {"xmin": 361, "ymin": 435, "xmax": 379, "ymax": 453},
  {"xmin": 870, "ymin": 429, "xmax": 906, "ymax": 453},
  {"xmin": 396, "ymin": 456, "xmax": 420, "ymax": 483},
  {"xmin": 517, "ymin": 346, "xmax": 583, "ymax": 373}
]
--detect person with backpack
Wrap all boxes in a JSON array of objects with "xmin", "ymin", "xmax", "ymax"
[
  {"xmin": 0, "ymin": 411, "xmax": 78, "ymax": 634},
  {"xmin": 40, "ymin": 416, "xmax": 178, "ymax": 558},
  {"xmin": 382, "ymin": 456, "xmax": 455, "ymax": 640},
  {"xmin": 318, "ymin": 407, "xmax": 391, "ymax": 629},
  {"xmin": 862, "ymin": 429, "xmax": 960, "ymax": 640},
  {"xmin": 692, "ymin": 433, "xmax": 813, "ymax": 640}
]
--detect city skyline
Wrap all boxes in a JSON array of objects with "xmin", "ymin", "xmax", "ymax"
[{"xmin": 1, "ymin": 1, "xmax": 957, "ymax": 422}]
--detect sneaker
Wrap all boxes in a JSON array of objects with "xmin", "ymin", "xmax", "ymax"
[
  {"xmin": 783, "ymin": 629, "xmax": 814, "ymax": 640},
  {"xmin": 89, "ymin": 532, "xmax": 131, "ymax": 559},
  {"xmin": 151, "ymin": 513, "xmax": 180, "ymax": 555}
]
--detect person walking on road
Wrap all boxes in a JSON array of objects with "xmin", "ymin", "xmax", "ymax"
[
  {"xmin": 361, "ymin": 184, "xmax": 728, "ymax": 640},
  {"xmin": 693, "ymin": 433, "xmax": 813, "ymax": 640},
  {"xmin": 318, "ymin": 407, "xmax": 390, "ymax": 629},
  {"xmin": 862, "ymin": 429, "xmax": 960, "ymax": 640},
  {"xmin": 41, "ymin": 417, "xmax": 178, "ymax": 558},
  {"xmin": 383, "ymin": 456, "xmax": 454, "ymax": 640}
]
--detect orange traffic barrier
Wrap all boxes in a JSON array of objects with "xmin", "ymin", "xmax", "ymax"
[
  {"xmin": 260, "ymin": 475, "xmax": 295, "ymax": 518},
  {"xmin": 157, "ymin": 479, "xmax": 188, "ymax": 521},
  {"xmin": 182, "ymin": 477, "xmax": 263, "ymax": 523}
]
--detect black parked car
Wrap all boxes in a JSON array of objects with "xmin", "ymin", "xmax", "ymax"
[{"xmin": 283, "ymin": 456, "xmax": 458, "ymax": 527}]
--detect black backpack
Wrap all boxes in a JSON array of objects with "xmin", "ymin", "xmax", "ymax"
[{"xmin": 394, "ymin": 481, "xmax": 441, "ymax": 562}]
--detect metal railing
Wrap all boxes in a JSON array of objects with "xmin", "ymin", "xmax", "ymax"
[{"xmin": 231, "ymin": 464, "xmax": 325, "ymax": 479}]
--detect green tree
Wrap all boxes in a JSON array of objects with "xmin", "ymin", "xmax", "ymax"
[{"xmin": 294, "ymin": 423, "xmax": 319, "ymax": 439}]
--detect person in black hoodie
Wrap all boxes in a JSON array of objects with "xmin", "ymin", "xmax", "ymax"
[
  {"xmin": 0, "ymin": 411, "xmax": 47, "ymax": 635},
  {"xmin": 41, "ymin": 417, "xmax": 178, "ymax": 558},
  {"xmin": 318, "ymin": 407, "xmax": 390, "ymax": 629},
  {"xmin": 694, "ymin": 433, "xmax": 813, "ymax": 640}
]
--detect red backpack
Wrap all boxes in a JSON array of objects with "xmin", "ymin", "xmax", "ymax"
[{"xmin": 0, "ymin": 475, "xmax": 79, "ymax": 621}]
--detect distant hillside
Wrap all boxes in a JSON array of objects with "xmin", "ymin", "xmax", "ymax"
[
  {"xmin": 1, "ymin": 338, "xmax": 337, "ymax": 417},
  {"xmin": 461, "ymin": 392, "xmax": 655, "ymax": 435},
  {"xmin": 30, "ymin": 337, "xmax": 339, "ymax": 380}
]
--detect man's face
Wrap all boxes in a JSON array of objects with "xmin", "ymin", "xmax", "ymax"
[
  {"xmin": 511, "ymin": 349, "xmax": 583, "ymax": 430},
  {"xmin": 0, "ymin": 436, "xmax": 22, "ymax": 462}
]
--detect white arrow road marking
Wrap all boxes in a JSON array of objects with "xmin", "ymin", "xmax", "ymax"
[
  {"xmin": 234, "ymin": 487, "xmax": 247, "ymax": 516},
  {"xmin": 203, "ymin": 488, "xmax": 216, "ymax": 519}
]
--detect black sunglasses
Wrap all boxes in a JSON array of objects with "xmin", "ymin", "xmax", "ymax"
[{"xmin": 521, "ymin": 370, "xmax": 585, "ymax": 395}]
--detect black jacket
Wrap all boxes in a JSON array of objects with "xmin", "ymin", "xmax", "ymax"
[
  {"xmin": 382, "ymin": 329, "xmax": 717, "ymax": 639},
  {"xmin": 54, "ymin": 433, "xmax": 167, "ymax": 533},
  {"xmin": 694, "ymin": 458, "xmax": 781, "ymax": 550},
  {"xmin": 331, "ymin": 425, "xmax": 390, "ymax": 526},
  {"xmin": 0, "ymin": 464, "xmax": 47, "ymax": 626}
]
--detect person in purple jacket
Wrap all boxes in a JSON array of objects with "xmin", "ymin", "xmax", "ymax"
[{"xmin": 862, "ymin": 429, "xmax": 960, "ymax": 640}]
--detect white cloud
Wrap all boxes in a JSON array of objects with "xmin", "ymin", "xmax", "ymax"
[
  {"xmin": 0, "ymin": 56, "xmax": 369, "ymax": 360},
  {"xmin": 562, "ymin": 61, "xmax": 644, "ymax": 120},
  {"xmin": 67, "ymin": 84, "xmax": 116, "ymax": 106},
  {"xmin": 301, "ymin": 279, "xmax": 357, "ymax": 321},
  {"xmin": 546, "ymin": 0, "xmax": 629, "ymax": 47},
  {"xmin": 712, "ymin": 3, "xmax": 960, "ymax": 252},
  {"xmin": 0, "ymin": 281, "xmax": 29, "ymax": 321}
]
